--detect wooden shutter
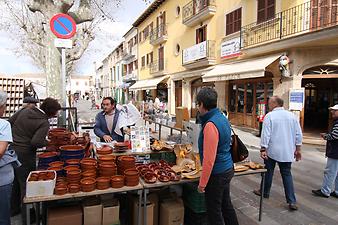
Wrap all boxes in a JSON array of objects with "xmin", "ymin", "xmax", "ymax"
[
  {"xmin": 257, "ymin": 0, "xmax": 275, "ymax": 23},
  {"xmin": 226, "ymin": 8, "xmax": 242, "ymax": 35},
  {"xmin": 257, "ymin": 0, "xmax": 266, "ymax": 23}
]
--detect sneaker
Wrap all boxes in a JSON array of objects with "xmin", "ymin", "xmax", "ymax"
[
  {"xmin": 289, "ymin": 203, "xmax": 298, "ymax": 211},
  {"xmin": 330, "ymin": 192, "xmax": 338, "ymax": 198},
  {"xmin": 312, "ymin": 189, "xmax": 329, "ymax": 198},
  {"xmin": 253, "ymin": 189, "xmax": 269, "ymax": 198}
]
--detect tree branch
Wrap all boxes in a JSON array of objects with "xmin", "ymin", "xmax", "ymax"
[{"xmin": 69, "ymin": 0, "xmax": 93, "ymax": 24}]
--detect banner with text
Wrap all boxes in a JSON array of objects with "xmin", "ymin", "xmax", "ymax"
[
  {"xmin": 183, "ymin": 41, "xmax": 207, "ymax": 64},
  {"xmin": 221, "ymin": 37, "xmax": 241, "ymax": 59}
]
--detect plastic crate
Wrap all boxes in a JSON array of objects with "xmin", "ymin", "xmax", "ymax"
[
  {"xmin": 182, "ymin": 182, "xmax": 206, "ymax": 213},
  {"xmin": 160, "ymin": 152, "xmax": 176, "ymax": 164}
]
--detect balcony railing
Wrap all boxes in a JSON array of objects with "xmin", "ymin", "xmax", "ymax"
[
  {"xmin": 183, "ymin": 0, "xmax": 216, "ymax": 26},
  {"xmin": 150, "ymin": 24, "xmax": 168, "ymax": 45},
  {"xmin": 150, "ymin": 59, "xmax": 167, "ymax": 74},
  {"xmin": 241, "ymin": 1, "xmax": 338, "ymax": 48},
  {"xmin": 182, "ymin": 40, "xmax": 215, "ymax": 67}
]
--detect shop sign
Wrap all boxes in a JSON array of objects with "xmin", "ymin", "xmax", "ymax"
[
  {"xmin": 221, "ymin": 37, "xmax": 241, "ymax": 59},
  {"xmin": 289, "ymin": 88, "xmax": 305, "ymax": 111},
  {"xmin": 183, "ymin": 41, "xmax": 207, "ymax": 64}
]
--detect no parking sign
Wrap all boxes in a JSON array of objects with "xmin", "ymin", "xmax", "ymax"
[{"xmin": 50, "ymin": 13, "xmax": 76, "ymax": 39}]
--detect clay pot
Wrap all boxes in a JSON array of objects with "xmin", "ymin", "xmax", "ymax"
[
  {"xmin": 158, "ymin": 175, "xmax": 170, "ymax": 182},
  {"xmin": 144, "ymin": 172, "xmax": 157, "ymax": 184},
  {"xmin": 82, "ymin": 170, "xmax": 97, "ymax": 178},
  {"xmin": 96, "ymin": 177, "xmax": 110, "ymax": 190},
  {"xmin": 64, "ymin": 165, "xmax": 80, "ymax": 172},
  {"xmin": 54, "ymin": 186, "xmax": 68, "ymax": 195},
  {"xmin": 97, "ymin": 146, "xmax": 113, "ymax": 155},
  {"xmin": 38, "ymin": 152, "xmax": 58, "ymax": 159},
  {"xmin": 65, "ymin": 159, "xmax": 81, "ymax": 166},
  {"xmin": 80, "ymin": 177, "xmax": 96, "ymax": 192},
  {"xmin": 124, "ymin": 169, "xmax": 139, "ymax": 177},
  {"xmin": 68, "ymin": 184, "xmax": 80, "ymax": 193},
  {"xmin": 66, "ymin": 169, "xmax": 81, "ymax": 177},
  {"xmin": 111, "ymin": 175, "xmax": 124, "ymax": 188},
  {"xmin": 98, "ymin": 155, "xmax": 116, "ymax": 163},
  {"xmin": 48, "ymin": 161, "xmax": 64, "ymax": 168}
]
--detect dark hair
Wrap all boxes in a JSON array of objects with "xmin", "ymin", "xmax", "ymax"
[
  {"xmin": 102, "ymin": 97, "xmax": 116, "ymax": 105},
  {"xmin": 40, "ymin": 98, "xmax": 61, "ymax": 117},
  {"xmin": 196, "ymin": 87, "xmax": 217, "ymax": 111}
]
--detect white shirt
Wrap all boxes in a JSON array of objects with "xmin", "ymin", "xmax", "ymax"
[{"xmin": 261, "ymin": 107, "xmax": 302, "ymax": 162}]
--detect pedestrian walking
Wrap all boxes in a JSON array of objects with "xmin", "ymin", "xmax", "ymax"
[
  {"xmin": 196, "ymin": 87, "xmax": 239, "ymax": 225},
  {"xmin": 253, "ymin": 96, "xmax": 302, "ymax": 211},
  {"xmin": 312, "ymin": 104, "xmax": 338, "ymax": 198},
  {"xmin": 0, "ymin": 91, "xmax": 21, "ymax": 225}
]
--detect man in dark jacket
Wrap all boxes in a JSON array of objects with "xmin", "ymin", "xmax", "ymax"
[
  {"xmin": 312, "ymin": 104, "xmax": 338, "ymax": 198},
  {"xmin": 94, "ymin": 97, "xmax": 124, "ymax": 142},
  {"xmin": 9, "ymin": 98, "xmax": 61, "ymax": 223}
]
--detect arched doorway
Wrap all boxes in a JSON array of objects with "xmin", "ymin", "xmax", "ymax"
[{"xmin": 302, "ymin": 65, "xmax": 338, "ymax": 132}]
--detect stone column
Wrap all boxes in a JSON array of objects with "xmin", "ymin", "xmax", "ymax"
[{"xmin": 214, "ymin": 81, "xmax": 226, "ymax": 110}]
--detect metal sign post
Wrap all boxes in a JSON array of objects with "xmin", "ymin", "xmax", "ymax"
[{"xmin": 50, "ymin": 13, "xmax": 76, "ymax": 107}]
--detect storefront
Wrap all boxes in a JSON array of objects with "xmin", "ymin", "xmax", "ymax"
[
  {"xmin": 190, "ymin": 78, "xmax": 214, "ymax": 118},
  {"xmin": 228, "ymin": 73, "xmax": 273, "ymax": 128},
  {"xmin": 301, "ymin": 65, "xmax": 338, "ymax": 133}
]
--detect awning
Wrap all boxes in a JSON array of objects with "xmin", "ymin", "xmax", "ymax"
[
  {"xmin": 129, "ymin": 76, "xmax": 168, "ymax": 91},
  {"xmin": 202, "ymin": 54, "xmax": 281, "ymax": 82}
]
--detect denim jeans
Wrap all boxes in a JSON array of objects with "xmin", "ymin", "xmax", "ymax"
[
  {"xmin": 321, "ymin": 157, "xmax": 338, "ymax": 196},
  {"xmin": 0, "ymin": 183, "xmax": 12, "ymax": 225},
  {"xmin": 205, "ymin": 169, "xmax": 239, "ymax": 225},
  {"xmin": 263, "ymin": 157, "xmax": 296, "ymax": 204}
]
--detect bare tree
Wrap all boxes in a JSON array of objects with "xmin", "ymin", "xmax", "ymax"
[{"xmin": 0, "ymin": 0, "xmax": 147, "ymax": 101}]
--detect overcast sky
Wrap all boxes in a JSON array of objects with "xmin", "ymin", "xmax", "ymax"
[{"xmin": 0, "ymin": 0, "xmax": 149, "ymax": 76}]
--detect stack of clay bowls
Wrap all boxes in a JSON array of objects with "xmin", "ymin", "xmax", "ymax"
[
  {"xmin": 65, "ymin": 159, "xmax": 81, "ymax": 167},
  {"xmin": 117, "ymin": 156, "xmax": 136, "ymax": 175},
  {"xmin": 80, "ymin": 158, "xmax": 97, "ymax": 179},
  {"xmin": 114, "ymin": 142, "xmax": 129, "ymax": 152},
  {"xmin": 37, "ymin": 152, "xmax": 58, "ymax": 170},
  {"xmin": 48, "ymin": 161, "xmax": 64, "ymax": 177},
  {"xmin": 96, "ymin": 145, "xmax": 113, "ymax": 155},
  {"xmin": 98, "ymin": 155, "xmax": 116, "ymax": 177},
  {"xmin": 111, "ymin": 175, "xmax": 125, "ymax": 188},
  {"xmin": 96, "ymin": 177, "xmax": 110, "ymax": 190},
  {"xmin": 59, "ymin": 145, "xmax": 85, "ymax": 161},
  {"xmin": 124, "ymin": 169, "xmax": 139, "ymax": 186},
  {"xmin": 80, "ymin": 177, "xmax": 96, "ymax": 192},
  {"xmin": 66, "ymin": 169, "xmax": 82, "ymax": 185}
]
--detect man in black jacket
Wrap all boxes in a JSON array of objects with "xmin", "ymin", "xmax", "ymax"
[
  {"xmin": 312, "ymin": 104, "xmax": 338, "ymax": 198},
  {"xmin": 10, "ymin": 98, "xmax": 61, "ymax": 223}
]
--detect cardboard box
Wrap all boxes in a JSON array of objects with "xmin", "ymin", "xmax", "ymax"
[
  {"xmin": 47, "ymin": 206, "xmax": 82, "ymax": 225},
  {"xmin": 160, "ymin": 199, "xmax": 184, "ymax": 225},
  {"xmin": 133, "ymin": 199, "xmax": 154, "ymax": 225},
  {"xmin": 148, "ymin": 193, "xmax": 159, "ymax": 225},
  {"xmin": 102, "ymin": 199, "xmax": 120, "ymax": 225},
  {"xmin": 83, "ymin": 204, "xmax": 103, "ymax": 225},
  {"xmin": 26, "ymin": 170, "xmax": 56, "ymax": 197},
  {"xmin": 175, "ymin": 107, "xmax": 189, "ymax": 129}
]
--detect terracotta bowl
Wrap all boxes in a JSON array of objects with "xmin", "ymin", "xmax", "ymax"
[
  {"xmin": 68, "ymin": 184, "xmax": 81, "ymax": 193},
  {"xmin": 82, "ymin": 170, "xmax": 97, "ymax": 178},
  {"xmin": 158, "ymin": 175, "xmax": 170, "ymax": 182},
  {"xmin": 124, "ymin": 169, "xmax": 139, "ymax": 177},
  {"xmin": 55, "ymin": 182, "xmax": 68, "ymax": 188},
  {"xmin": 97, "ymin": 146, "xmax": 113, "ymax": 155},
  {"xmin": 125, "ymin": 181, "xmax": 139, "ymax": 187},
  {"xmin": 80, "ymin": 158, "xmax": 97, "ymax": 164},
  {"xmin": 38, "ymin": 152, "xmax": 58, "ymax": 159},
  {"xmin": 98, "ymin": 155, "xmax": 116, "ymax": 163},
  {"xmin": 65, "ymin": 159, "xmax": 81, "ymax": 166},
  {"xmin": 48, "ymin": 161, "xmax": 64, "ymax": 168},
  {"xmin": 66, "ymin": 169, "xmax": 81, "ymax": 176},
  {"xmin": 144, "ymin": 172, "xmax": 157, "ymax": 183},
  {"xmin": 80, "ymin": 177, "xmax": 96, "ymax": 186},
  {"xmin": 54, "ymin": 186, "xmax": 68, "ymax": 195},
  {"xmin": 82, "ymin": 185, "xmax": 95, "ymax": 192},
  {"xmin": 64, "ymin": 165, "xmax": 80, "ymax": 172}
]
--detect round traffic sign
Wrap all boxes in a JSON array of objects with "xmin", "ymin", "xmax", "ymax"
[{"xmin": 50, "ymin": 13, "xmax": 76, "ymax": 39}]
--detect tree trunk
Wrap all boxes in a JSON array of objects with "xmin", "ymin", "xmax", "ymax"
[{"xmin": 45, "ymin": 30, "xmax": 63, "ymax": 103}]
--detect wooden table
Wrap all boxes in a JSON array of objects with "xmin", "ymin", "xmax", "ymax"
[
  {"xmin": 23, "ymin": 184, "xmax": 143, "ymax": 225},
  {"xmin": 141, "ymin": 168, "xmax": 267, "ymax": 224},
  {"xmin": 144, "ymin": 118, "xmax": 185, "ymax": 142}
]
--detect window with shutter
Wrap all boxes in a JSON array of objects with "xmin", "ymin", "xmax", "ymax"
[
  {"xmin": 226, "ymin": 8, "xmax": 242, "ymax": 35},
  {"xmin": 257, "ymin": 0, "xmax": 275, "ymax": 23}
]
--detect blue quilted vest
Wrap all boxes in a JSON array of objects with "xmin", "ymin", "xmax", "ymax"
[{"xmin": 198, "ymin": 108, "xmax": 233, "ymax": 174}]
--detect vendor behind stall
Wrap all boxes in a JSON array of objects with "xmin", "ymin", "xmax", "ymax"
[
  {"xmin": 9, "ymin": 97, "xmax": 61, "ymax": 224},
  {"xmin": 94, "ymin": 97, "xmax": 124, "ymax": 142}
]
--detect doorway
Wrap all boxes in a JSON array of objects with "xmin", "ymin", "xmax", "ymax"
[{"xmin": 302, "ymin": 65, "xmax": 338, "ymax": 132}]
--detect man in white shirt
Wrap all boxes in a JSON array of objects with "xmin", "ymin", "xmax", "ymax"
[{"xmin": 253, "ymin": 96, "xmax": 302, "ymax": 211}]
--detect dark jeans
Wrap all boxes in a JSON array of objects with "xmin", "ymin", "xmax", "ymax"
[
  {"xmin": 205, "ymin": 169, "xmax": 239, "ymax": 225},
  {"xmin": 11, "ymin": 151, "xmax": 36, "ymax": 224},
  {"xmin": 0, "ymin": 183, "xmax": 12, "ymax": 225},
  {"xmin": 263, "ymin": 157, "xmax": 296, "ymax": 204}
]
